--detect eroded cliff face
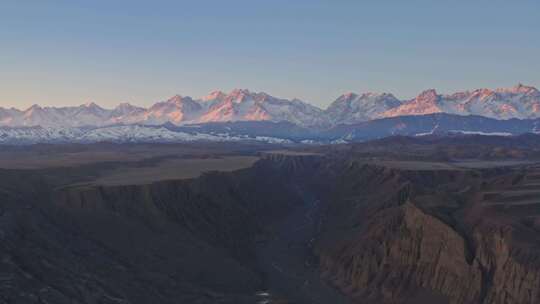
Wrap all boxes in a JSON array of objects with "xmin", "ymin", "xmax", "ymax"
[
  {"xmin": 469, "ymin": 220, "xmax": 540, "ymax": 304},
  {"xmin": 319, "ymin": 202, "xmax": 482, "ymax": 304},
  {"xmin": 315, "ymin": 162, "xmax": 540, "ymax": 304}
]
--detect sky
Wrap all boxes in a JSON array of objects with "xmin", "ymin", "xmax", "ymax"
[{"xmin": 1, "ymin": 0, "xmax": 539, "ymax": 109}]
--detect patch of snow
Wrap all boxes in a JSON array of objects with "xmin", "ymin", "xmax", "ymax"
[
  {"xmin": 449, "ymin": 130, "xmax": 513, "ymax": 136},
  {"xmin": 415, "ymin": 123, "xmax": 439, "ymax": 136}
]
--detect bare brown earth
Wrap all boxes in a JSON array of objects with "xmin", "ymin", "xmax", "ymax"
[
  {"xmin": 0, "ymin": 142, "xmax": 271, "ymax": 169},
  {"xmin": 2, "ymin": 137, "xmax": 540, "ymax": 303},
  {"xmin": 85, "ymin": 156, "xmax": 259, "ymax": 186}
]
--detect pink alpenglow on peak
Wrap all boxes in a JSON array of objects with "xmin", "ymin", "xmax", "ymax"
[
  {"xmin": 378, "ymin": 84, "xmax": 540, "ymax": 120},
  {"xmin": 0, "ymin": 84, "xmax": 539, "ymax": 128},
  {"xmin": 495, "ymin": 83, "xmax": 539, "ymax": 95},
  {"xmin": 201, "ymin": 90, "xmax": 227, "ymax": 102},
  {"xmin": 325, "ymin": 91, "xmax": 402, "ymax": 124}
]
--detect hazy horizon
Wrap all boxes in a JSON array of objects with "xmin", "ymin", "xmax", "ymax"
[
  {"xmin": 1, "ymin": 83, "xmax": 539, "ymax": 111},
  {"xmin": 1, "ymin": 0, "xmax": 539, "ymax": 109}
]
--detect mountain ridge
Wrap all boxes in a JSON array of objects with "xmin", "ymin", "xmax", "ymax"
[
  {"xmin": 1, "ymin": 84, "xmax": 539, "ymax": 128},
  {"xmin": 1, "ymin": 113, "xmax": 540, "ymax": 145}
]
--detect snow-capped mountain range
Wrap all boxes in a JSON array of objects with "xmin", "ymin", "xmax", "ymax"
[
  {"xmin": 382, "ymin": 84, "xmax": 540, "ymax": 120},
  {"xmin": 0, "ymin": 124, "xmax": 293, "ymax": 145},
  {"xmin": 2, "ymin": 113, "xmax": 539, "ymax": 145},
  {"xmin": 0, "ymin": 89, "xmax": 327, "ymax": 128},
  {"xmin": 1, "ymin": 84, "xmax": 539, "ymax": 129}
]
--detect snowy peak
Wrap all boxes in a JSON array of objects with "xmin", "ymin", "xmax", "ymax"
[
  {"xmin": 198, "ymin": 89, "xmax": 326, "ymax": 126},
  {"xmin": 76, "ymin": 102, "xmax": 109, "ymax": 116},
  {"xmin": 165, "ymin": 95, "xmax": 185, "ymax": 104},
  {"xmin": 152, "ymin": 95, "xmax": 200, "ymax": 110},
  {"xmin": 326, "ymin": 91, "xmax": 402, "ymax": 124},
  {"xmin": 383, "ymin": 89, "xmax": 443, "ymax": 116},
  {"xmin": 113, "ymin": 102, "xmax": 144, "ymax": 113},
  {"xmin": 218, "ymin": 89, "xmax": 273, "ymax": 104},
  {"xmin": 334, "ymin": 93, "xmax": 352, "ymax": 102},
  {"xmin": 416, "ymin": 89, "xmax": 439, "ymax": 102},
  {"xmin": 202, "ymin": 90, "xmax": 227, "ymax": 102},
  {"xmin": 496, "ymin": 83, "xmax": 539, "ymax": 95},
  {"xmin": 108, "ymin": 103, "xmax": 146, "ymax": 124},
  {"xmin": 333, "ymin": 92, "xmax": 359, "ymax": 104},
  {"xmin": 228, "ymin": 88, "xmax": 252, "ymax": 102},
  {"xmin": 23, "ymin": 104, "xmax": 49, "ymax": 119},
  {"xmin": 330, "ymin": 91, "xmax": 400, "ymax": 106},
  {"xmin": 217, "ymin": 89, "xmax": 282, "ymax": 104},
  {"xmin": 144, "ymin": 95, "xmax": 203, "ymax": 124}
]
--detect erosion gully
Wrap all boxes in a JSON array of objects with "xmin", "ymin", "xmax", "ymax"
[{"xmin": 255, "ymin": 186, "xmax": 350, "ymax": 304}]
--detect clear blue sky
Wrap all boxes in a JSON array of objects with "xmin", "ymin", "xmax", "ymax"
[{"xmin": 1, "ymin": 0, "xmax": 539, "ymax": 109}]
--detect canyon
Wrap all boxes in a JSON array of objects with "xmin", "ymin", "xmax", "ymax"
[{"xmin": 1, "ymin": 138, "xmax": 540, "ymax": 303}]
